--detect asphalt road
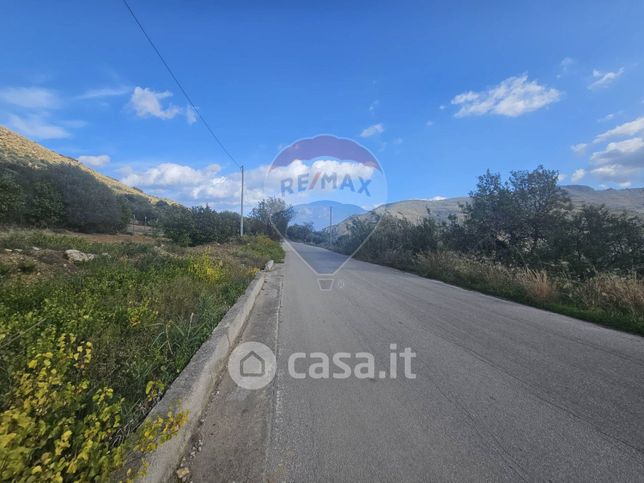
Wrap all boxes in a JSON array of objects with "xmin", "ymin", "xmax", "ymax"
[
  {"xmin": 187, "ymin": 242, "xmax": 644, "ymax": 482},
  {"xmin": 266, "ymin": 242, "xmax": 644, "ymax": 482}
]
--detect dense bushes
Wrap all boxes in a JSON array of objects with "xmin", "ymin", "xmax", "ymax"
[
  {"xmin": 160, "ymin": 205, "xmax": 241, "ymax": 246},
  {"xmin": 0, "ymin": 163, "xmax": 163, "ymax": 233},
  {"xmin": 330, "ymin": 166, "xmax": 643, "ymax": 333},
  {"xmin": 0, "ymin": 230, "xmax": 283, "ymax": 480},
  {"xmin": 160, "ymin": 197, "xmax": 295, "ymax": 246},
  {"xmin": 337, "ymin": 166, "xmax": 643, "ymax": 277}
]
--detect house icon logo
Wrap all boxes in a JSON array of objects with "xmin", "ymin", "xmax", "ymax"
[
  {"xmin": 240, "ymin": 351, "xmax": 265, "ymax": 377},
  {"xmin": 228, "ymin": 342, "xmax": 276, "ymax": 390}
]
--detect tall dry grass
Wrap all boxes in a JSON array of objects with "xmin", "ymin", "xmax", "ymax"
[{"xmin": 414, "ymin": 250, "xmax": 644, "ymax": 334}]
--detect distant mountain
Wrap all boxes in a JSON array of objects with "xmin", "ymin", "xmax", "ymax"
[
  {"xmin": 291, "ymin": 200, "xmax": 366, "ymax": 231},
  {"xmin": 334, "ymin": 185, "xmax": 644, "ymax": 235},
  {"xmin": 0, "ymin": 126, "xmax": 170, "ymax": 232}
]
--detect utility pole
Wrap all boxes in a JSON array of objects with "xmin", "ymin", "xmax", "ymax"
[
  {"xmin": 240, "ymin": 165, "xmax": 245, "ymax": 237},
  {"xmin": 329, "ymin": 205, "xmax": 333, "ymax": 246}
]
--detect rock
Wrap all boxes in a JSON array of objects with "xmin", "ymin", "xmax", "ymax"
[
  {"xmin": 3, "ymin": 249, "xmax": 12, "ymax": 253},
  {"xmin": 265, "ymin": 260, "xmax": 274, "ymax": 271},
  {"xmin": 32, "ymin": 247, "xmax": 41, "ymax": 251},
  {"xmin": 14, "ymin": 249, "xmax": 23, "ymax": 253},
  {"xmin": 176, "ymin": 467, "xmax": 190, "ymax": 480},
  {"xmin": 65, "ymin": 249, "xmax": 96, "ymax": 263}
]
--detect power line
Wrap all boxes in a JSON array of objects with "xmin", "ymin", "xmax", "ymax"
[
  {"xmin": 122, "ymin": 0, "xmax": 246, "ymax": 235},
  {"xmin": 121, "ymin": 0, "xmax": 241, "ymax": 170}
]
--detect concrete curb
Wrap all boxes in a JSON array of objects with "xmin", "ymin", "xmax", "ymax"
[{"xmin": 137, "ymin": 266, "xmax": 269, "ymax": 483}]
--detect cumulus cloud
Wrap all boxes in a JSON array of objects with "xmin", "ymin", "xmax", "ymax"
[
  {"xmin": 121, "ymin": 162, "xmax": 222, "ymax": 188},
  {"xmin": 129, "ymin": 87, "xmax": 181, "ymax": 120},
  {"xmin": 588, "ymin": 68, "xmax": 624, "ymax": 90},
  {"xmin": 590, "ymin": 137, "xmax": 644, "ymax": 169},
  {"xmin": 360, "ymin": 123, "xmax": 384, "ymax": 138},
  {"xmin": 120, "ymin": 161, "xmax": 269, "ymax": 210},
  {"xmin": 78, "ymin": 154, "xmax": 111, "ymax": 167},
  {"xmin": 430, "ymin": 195, "xmax": 446, "ymax": 201},
  {"xmin": 593, "ymin": 116, "xmax": 644, "ymax": 143},
  {"xmin": 451, "ymin": 74, "xmax": 561, "ymax": 118},
  {"xmin": 571, "ymin": 168, "xmax": 586, "ymax": 182},
  {"xmin": 120, "ymin": 155, "xmax": 383, "ymax": 212},
  {"xmin": 573, "ymin": 116, "xmax": 644, "ymax": 186},
  {"xmin": 8, "ymin": 113, "xmax": 70, "ymax": 139},
  {"xmin": 0, "ymin": 87, "xmax": 62, "ymax": 109}
]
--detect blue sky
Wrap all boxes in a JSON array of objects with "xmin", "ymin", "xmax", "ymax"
[{"xmin": 1, "ymin": 0, "xmax": 643, "ymax": 211}]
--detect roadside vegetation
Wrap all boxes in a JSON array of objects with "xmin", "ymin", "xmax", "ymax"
[
  {"xmin": 302, "ymin": 166, "xmax": 643, "ymax": 335},
  {"xmin": 160, "ymin": 196, "xmax": 294, "ymax": 247},
  {"xmin": 0, "ymin": 228, "xmax": 283, "ymax": 481}
]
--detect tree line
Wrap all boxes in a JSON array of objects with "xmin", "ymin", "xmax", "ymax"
[
  {"xmin": 309, "ymin": 166, "xmax": 643, "ymax": 278},
  {"xmin": 159, "ymin": 197, "xmax": 295, "ymax": 246}
]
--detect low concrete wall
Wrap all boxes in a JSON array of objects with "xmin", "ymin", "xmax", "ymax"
[{"xmin": 138, "ymin": 268, "xmax": 268, "ymax": 482}]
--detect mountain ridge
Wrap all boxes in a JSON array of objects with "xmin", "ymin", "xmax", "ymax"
[{"xmin": 333, "ymin": 185, "xmax": 644, "ymax": 235}]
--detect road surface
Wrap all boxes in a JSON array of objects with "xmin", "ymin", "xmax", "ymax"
[{"xmin": 185, "ymin": 242, "xmax": 644, "ymax": 482}]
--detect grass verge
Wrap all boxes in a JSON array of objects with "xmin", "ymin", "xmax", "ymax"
[
  {"xmin": 0, "ymin": 229, "xmax": 283, "ymax": 481},
  {"xmin": 353, "ymin": 249, "xmax": 643, "ymax": 336}
]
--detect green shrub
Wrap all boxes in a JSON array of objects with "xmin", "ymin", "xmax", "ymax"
[{"xmin": 0, "ymin": 231, "xmax": 281, "ymax": 479}]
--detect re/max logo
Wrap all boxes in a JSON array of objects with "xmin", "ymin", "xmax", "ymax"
[{"xmin": 280, "ymin": 172, "xmax": 371, "ymax": 197}]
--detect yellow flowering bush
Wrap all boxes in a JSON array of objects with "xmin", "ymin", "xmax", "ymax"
[
  {"xmin": 188, "ymin": 253, "xmax": 227, "ymax": 283},
  {"xmin": 0, "ymin": 333, "xmax": 185, "ymax": 482}
]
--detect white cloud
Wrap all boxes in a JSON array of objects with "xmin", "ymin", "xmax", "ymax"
[
  {"xmin": 451, "ymin": 74, "xmax": 561, "ymax": 118},
  {"xmin": 430, "ymin": 195, "xmax": 446, "ymax": 201},
  {"xmin": 590, "ymin": 137, "xmax": 644, "ymax": 168},
  {"xmin": 77, "ymin": 86, "xmax": 130, "ymax": 100},
  {"xmin": 360, "ymin": 123, "xmax": 384, "ymax": 138},
  {"xmin": 78, "ymin": 154, "xmax": 111, "ymax": 167},
  {"xmin": 8, "ymin": 113, "xmax": 70, "ymax": 139},
  {"xmin": 557, "ymin": 57, "xmax": 575, "ymax": 78},
  {"xmin": 597, "ymin": 112, "xmax": 620, "ymax": 123},
  {"xmin": 571, "ymin": 168, "xmax": 586, "ymax": 182},
  {"xmin": 121, "ymin": 162, "xmax": 269, "ymax": 210},
  {"xmin": 574, "ymin": 116, "xmax": 644, "ymax": 186},
  {"xmin": 571, "ymin": 143, "xmax": 587, "ymax": 154},
  {"xmin": 588, "ymin": 68, "xmax": 624, "ymax": 90},
  {"xmin": 567, "ymin": 115, "xmax": 644, "ymax": 187},
  {"xmin": 590, "ymin": 164, "xmax": 640, "ymax": 183},
  {"xmin": 369, "ymin": 100, "xmax": 380, "ymax": 114},
  {"xmin": 557, "ymin": 173, "xmax": 567, "ymax": 182},
  {"xmin": 0, "ymin": 87, "xmax": 62, "ymax": 109},
  {"xmin": 426, "ymin": 120, "xmax": 434, "ymax": 127},
  {"xmin": 121, "ymin": 162, "xmax": 221, "ymax": 188},
  {"xmin": 593, "ymin": 116, "xmax": 644, "ymax": 143},
  {"xmin": 129, "ymin": 87, "xmax": 181, "ymax": 120},
  {"xmin": 186, "ymin": 105, "xmax": 197, "ymax": 124},
  {"xmin": 392, "ymin": 137, "xmax": 403, "ymax": 145}
]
